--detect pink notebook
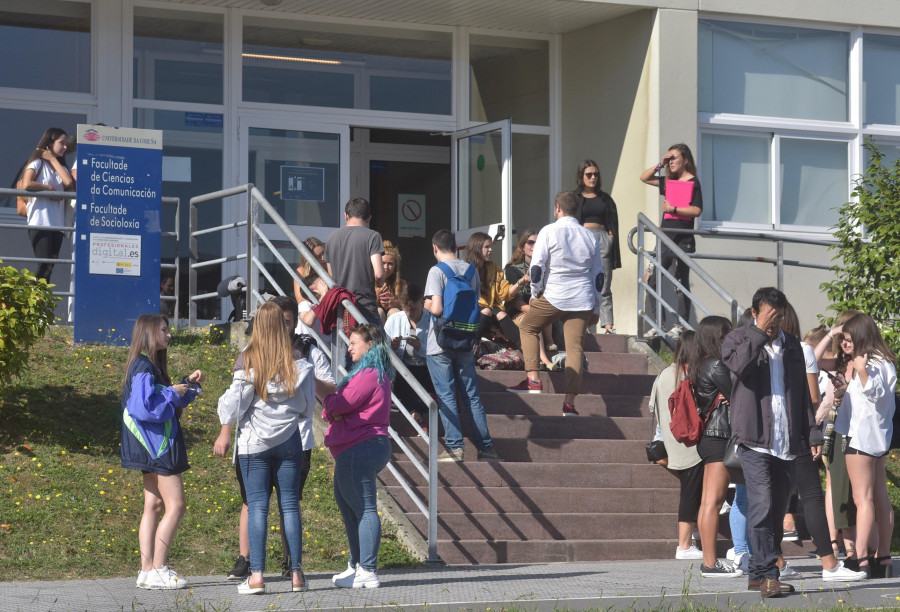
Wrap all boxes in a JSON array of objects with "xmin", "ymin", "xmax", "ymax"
[{"xmin": 664, "ymin": 180, "xmax": 695, "ymax": 220}]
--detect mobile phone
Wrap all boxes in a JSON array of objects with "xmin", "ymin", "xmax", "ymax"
[{"xmin": 825, "ymin": 371, "xmax": 842, "ymax": 384}]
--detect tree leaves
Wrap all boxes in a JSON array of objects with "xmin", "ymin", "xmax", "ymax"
[{"xmin": 0, "ymin": 261, "xmax": 58, "ymax": 385}]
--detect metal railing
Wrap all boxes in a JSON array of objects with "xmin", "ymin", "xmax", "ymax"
[
  {"xmin": 627, "ymin": 213, "xmax": 835, "ymax": 347},
  {"xmin": 0, "ymin": 190, "xmax": 181, "ymax": 322},
  {"xmin": 188, "ymin": 184, "xmax": 441, "ymax": 564}
]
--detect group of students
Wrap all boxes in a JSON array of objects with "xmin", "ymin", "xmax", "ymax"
[{"xmin": 651, "ymin": 287, "xmax": 896, "ymax": 598}]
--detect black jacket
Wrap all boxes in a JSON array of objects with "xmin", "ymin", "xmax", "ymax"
[{"xmin": 695, "ymin": 357, "xmax": 733, "ymax": 439}]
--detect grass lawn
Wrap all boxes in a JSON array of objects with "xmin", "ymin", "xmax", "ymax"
[{"xmin": 0, "ymin": 325, "xmax": 420, "ymax": 581}]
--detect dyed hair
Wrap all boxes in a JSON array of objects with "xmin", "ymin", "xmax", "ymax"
[
  {"xmin": 690, "ymin": 315, "xmax": 732, "ymax": 385},
  {"xmin": 842, "ymin": 313, "xmax": 896, "ymax": 364},
  {"xmin": 381, "ymin": 240, "xmax": 403, "ymax": 297},
  {"xmin": 506, "ymin": 228, "xmax": 538, "ymax": 266},
  {"xmin": 575, "ymin": 159, "xmax": 602, "ymax": 193},
  {"xmin": 337, "ymin": 323, "xmax": 394, "ymax": 390},
  {"xmin": 243, "ymin": 301, "xmax": 297, "ymax": 402},
  {"xmin": 124, "ymin": 314, "xmax": 171, "ymax": 385},
  {"xmin": 465, "ymin": 231, "xmax": 493, "ymax": 295},
  {"xmin": 665, "ymin": 143, "xmax": 697, "ymax": 179}
]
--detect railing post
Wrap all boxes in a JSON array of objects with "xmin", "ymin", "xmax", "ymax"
[
  {"xmin": 246, "ymin": 185, "xmax": 257, "ymax": 320},
  {"xmin": 189, "ymin": 197, "xmax": 198, "ymax": 327},
  {"xmin": 636, "ymin": 223, "xmax": 644, "ymax": 335},
  {"xmin": 427, "ymin": 404, "xmax": 439, "ymax": 564},
  {"xmin": 776, "ymin": 240, "xmax": 784, "ymax": 292},
  {"xmin": 654, "ymin": 239, "xmax": 662, "ymax": 331},
  {"xmin": 174, "ymin": 197, "xmax": 180, "ymax": 327}
]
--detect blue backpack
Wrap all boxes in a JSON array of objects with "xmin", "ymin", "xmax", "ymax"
[{"xmin": 435, "ymin": 261, "xmax": 480, "ymax": 351}]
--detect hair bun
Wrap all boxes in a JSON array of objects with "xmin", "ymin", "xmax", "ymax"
[{"xmin": 383, "ymin": 239, "xmax": 395, "ymax": 249}]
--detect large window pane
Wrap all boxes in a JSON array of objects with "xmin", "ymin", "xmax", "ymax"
[
  {"xmin": 699, "ymin": 20, "xmax": 848, "ymax": 121},
  {"xmin": 0, "ymin": 0, "xmax": 90, "ymax": 93},
  {"xmin": 243, "ymin": 18, "xmax": 451, "ymax": 114},
  {"xmin": 700, "ymin": 133, "xmax": 771, "ymax": 224},
  {"xmin": 470, "ymin": 35, "xmax": 549, "ymax": 126},
  {"xmin": 134, "ymin": 8, "xmax": 223, "ymax": 105},
  {"xmin": 779, "ymin": 139, "xmax": 847, "ymax": 228},
  {"xmin": 864, "ymin": 34, "xmax": 900, "ymax": 125},
  {"xmin": 134, "ymin": 108, "xmax": 224, "ymax": 319},
  {"xmin": 248, "ymin": 128, "xmax": 342, "ymax": 228},
  {"xmin": 1, "ymin": 109, "xmax": 84, "ymax": 212}
]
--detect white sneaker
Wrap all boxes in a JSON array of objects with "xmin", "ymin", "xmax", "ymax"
[
  {"xmin": 136, "ymin": 570, "xmax": 150, "ymax": 589},
  {"xmin": 667, "ymin": 325, "xmax": 685, "ymax": 339},
  {"xmin": 726, "ymin": 547, "xmax": 735, "ymax": 561},
  {"xmin": 144, "ymin": 566, "xmax": 188, "ymax": 590},
  {"xmin": 332, "ymin": 562, "xmax": 357, "ymax": 588},
  {"xmin": 237, "ymin": 576, "xmax": 265, "ymax": 595},
  {"xmin": 644, "ymin": 328, "xmax": 660, "ymax": 339},
  {"xmin": 823, "ymin": 561, "xmax": 867, "ymax": 582},
  {"xmin": 352, "ymin": 567, "xmax": 381, "ymax": 589},
  {"xmin": 778, "ymin": 562, "xmax": 800, "ymax": 580},
  {"xmin": 734, "ymin": 552, "xmax": 750, "ymax": 573},
  {"xmin": 719, "ymin": 500, "xmax": 731, "ymax": 515},
  {"xmin": 675, "ymin": 544, "xmax": 703, "ymax": 560}
]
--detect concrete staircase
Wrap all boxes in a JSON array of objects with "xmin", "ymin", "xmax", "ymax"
[{"xmin": 381, "ymin": 333, "xmax": 687, "ymax": 565}]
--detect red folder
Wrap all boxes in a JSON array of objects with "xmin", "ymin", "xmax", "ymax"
[{"xmin": 664, "ymin": 180, "xmax": 695, "ymax": 220}]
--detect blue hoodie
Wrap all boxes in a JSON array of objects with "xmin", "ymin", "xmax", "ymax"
[{"xmin": 120, "ymin": 355, "xmax": 198, "ymax": 475}]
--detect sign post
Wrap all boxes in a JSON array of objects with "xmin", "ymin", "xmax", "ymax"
[{"xmin": 74, "ymin": 125, "xmax": 163, "ymax": 345}]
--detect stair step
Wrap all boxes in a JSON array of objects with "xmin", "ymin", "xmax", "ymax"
[
  {"xmin": 408, "ymin": 512, "xmax": 678, "ymax": 541},
  {"xmin": 391, "ymin": 438, "xmax": 652, "ymax": 464},
  {"xmin": 436, "ymin": 538, "xmax": 679, "ymax": 564},
  {"xmin": 381, "ymin": 461, "xmax": 680, "ymax": 489},
  {"xmin": 477, "ymin": 370, "xmax": 655, "ymax": 395},
  {"xmin": 582, "ymin": 352, "xmax": 648, "ymax": 373},
  {"xmin": 583, "ymin": 334, "xmax": 628, "ymax": 353},
  {"xmin": 383, "ymin": 486, "xmax": 679, "ymax": 514},
  {"xmin": 479, "ymin": 392, "xmax": 649, "ymax": 417}
]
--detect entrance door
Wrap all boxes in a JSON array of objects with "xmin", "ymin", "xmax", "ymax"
[
  {"xmin": 237, "ymin": 115, "xmax": 349, "ymax": 294},
  {"xmin": 452, "ymin": 119, "xmax": 512, "ymax": 263}
]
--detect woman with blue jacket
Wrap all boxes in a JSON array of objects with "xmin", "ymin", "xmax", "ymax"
[{"xmin": 121, "ymin": 314, "xmax": 203, "ymax": 590}]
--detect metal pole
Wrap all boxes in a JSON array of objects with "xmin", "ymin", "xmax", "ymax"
[
  {"xmin": 427, "ymin": 401, "xmax": 439, "ymax": 564},
  {"xmin": 189, "ymin": 197, "xmax": 199, "ymax": 326},
  {"xmin": 636, "ymin": 223, "xmax": 645, "ymax": 335},
  {"xmin": 246, "ymin": 186, "xmax": 256, "ymax": 320},
  {"xmin": 776, "ymin": 240, "xmax": 784, "ymax": 292}
]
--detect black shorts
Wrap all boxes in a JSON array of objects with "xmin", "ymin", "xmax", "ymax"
[
  {"xmin": 698, "ymin": 435, "xmax": 727, "ymax": 464},
  {"xmin": 235, "ymin": 449, "xmax": 314, "ymax": 505},
  {"xmin": 844, "ymin": 438, "xmax": 889, "ymax": 458},
  {"xmin": 676, "ymin": 462, "xmax": 704, "ymax": 523}
]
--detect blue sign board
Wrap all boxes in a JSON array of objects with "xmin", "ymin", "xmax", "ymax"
[
  {"xmin": 280, "ymin": 166, "xmax": 325, "ymax": 201},
  {"xmin": 74, "ymin": 125, "xmax": 163, "ymax": 345}
]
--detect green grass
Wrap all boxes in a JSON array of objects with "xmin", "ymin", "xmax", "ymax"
[{"xmin": 0, "ymin": 325, "xmax": 421, "ymax": 580}]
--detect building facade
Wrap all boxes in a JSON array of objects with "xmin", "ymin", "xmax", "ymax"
[{"xmin": 3, "ymin": 0, "xmax": 899, "ymax": 329}]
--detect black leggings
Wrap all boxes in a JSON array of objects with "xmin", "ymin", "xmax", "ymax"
[
  {"xmin": 29, "ymin": 229, "xmax": 64, "ymax": 282},
  {"xmin": 478, "ymin": 308, "xmax": 521, "ymax": 347},
  {"xmin": 784, "ymin": 450, "xmax": 833, "ymax": 559},
  {"xmin": 646, "ymin": 233, "xmax": 694, "ymax": 327}
]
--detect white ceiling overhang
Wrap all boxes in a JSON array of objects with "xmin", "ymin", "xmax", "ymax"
[{"xmin": 152, "ymin": 0, "xmax": 664, "ymax": 34}]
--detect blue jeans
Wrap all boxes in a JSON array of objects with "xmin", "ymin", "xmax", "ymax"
[
  {"xmin": 729, "ymin": 484, "xmax": 751, "ymax": 556},
  {"xmin": 426, "ymin": 350, "xmax": 493, "ymax": 452},
  {"xmin": 240, "ymin": 430, "xmax": 304, "ymax": 573},
  {"xmin": 333, "ymin": 435, "xmax": 391, "ymax": 571}
]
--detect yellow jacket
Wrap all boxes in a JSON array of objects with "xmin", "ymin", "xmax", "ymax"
[{"xmin": 478, "ymin": 261, "xmax": 515, "ymax": 309}]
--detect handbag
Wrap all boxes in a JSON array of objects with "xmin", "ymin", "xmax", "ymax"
[
  {"xmin": 723, "ymin": 438, "xmax": 744, "ymax": 485},
  {"xmin": 646, "ymin": 403, "xmax": 668, "ymax": 464},
  {"xmin": 15, "ymin": 160, "xmax": 41, "ymax": 217}
]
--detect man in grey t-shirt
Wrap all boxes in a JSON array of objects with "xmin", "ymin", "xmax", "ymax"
[
  {"xmin": 324, "ymin": 197, "xmax": 385, "ymax": 325},
  {"xmin": 423, "ymin": 229, "xmax": 499, "ymax": 463}
]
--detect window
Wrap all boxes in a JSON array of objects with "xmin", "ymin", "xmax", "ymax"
[
  {"xmin": 0, "ymin": 0, "xmax": 90, "ymax": 93},
  {"xmin": 698, "ymin": 20, "xmax": 897, "ymax": 233},
  {"xmin": 470, "ymin": 35, "xmax": 549, "ymax": 126},
  {"xmin": 242, "ymin": 18, "xmax": 452, "ymax": 115},
  {"xmin": 133, "ymin": 7, "xmax": 224, "ymax": 105}
]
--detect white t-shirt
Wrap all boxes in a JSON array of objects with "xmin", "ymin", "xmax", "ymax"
[
  {"xmin": 801, "ymin": 342, "xmax": 819, "ymax": 375},
  {"xmin": 25, "ymin": 159, "xmax": 67, "ymax": 228},
  {"xmin": 384, "ymin": 309, "xmax": 431, "ymax": 366}
]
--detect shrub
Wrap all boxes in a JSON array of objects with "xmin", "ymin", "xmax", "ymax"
[
  {"xmin": 0, "ymin": 261, "xmax": 58, "ymax": 384},
  {"xmin": 820, "ymin": 141, "xmax": 900, "ymax": 356}
]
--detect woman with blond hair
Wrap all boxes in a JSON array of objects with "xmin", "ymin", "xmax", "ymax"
[
  {"xmin": 121, "ymin": 314, "xmax": 203, "ymax": 590},
  {"xmin": 215, "ymin": 301, "xmax": 316, "ymax": 595},
  {"xmin": 376, "ymin": 240, "xmax": 407, "ymax": 323}
]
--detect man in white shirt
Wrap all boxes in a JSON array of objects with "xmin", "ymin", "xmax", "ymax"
[{"xmin": 507, "ymin": 191, "xmax": 604, "ymax": 417}]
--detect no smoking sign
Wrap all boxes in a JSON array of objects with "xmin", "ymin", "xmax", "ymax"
[{"xmin": 398, "ymin": 193, "xmax": 426, "ymax": 237}]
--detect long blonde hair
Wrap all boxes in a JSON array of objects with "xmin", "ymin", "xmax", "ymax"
[
  {"xmin": 243, "ymin": 301, "xmax": 297, "ymax": 402},
  {"xmin": 123, "ymin": 314, "xmax": 171, "ymax": 385},
  {"xmin": 382, "ymin": 240, "xmax": 403, "ymax": 296}
]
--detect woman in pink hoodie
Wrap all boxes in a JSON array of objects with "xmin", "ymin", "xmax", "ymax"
[{"xmin": 323, "ymin": 323, "xmax": 394, "ymax": 589}]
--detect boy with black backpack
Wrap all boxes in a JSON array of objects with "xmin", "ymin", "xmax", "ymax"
[{"xmin": 423, "ymin": 229, "xmax": 500, "ymax": 463}]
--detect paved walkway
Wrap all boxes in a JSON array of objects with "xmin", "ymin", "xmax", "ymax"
[{"xmin": 3, "ymin": 557, "xmax": 900, "ymax": 611}]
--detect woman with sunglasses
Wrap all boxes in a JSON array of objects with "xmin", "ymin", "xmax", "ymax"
[
  {"xmin": 504, "ymin": 229, "xmax": 556, "ymax": 370},
  {"xmin": 830, "ymin": 314, "xmax": 896, "ymax": 578},
  {"xmin": 574, "ymin": 161, "xmax": 620, "ymax": 334},
  {"xmin": 639, "ymin": 144, "xmax": 703, "ymax": 339}
]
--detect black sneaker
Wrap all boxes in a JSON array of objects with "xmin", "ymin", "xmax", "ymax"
[
  {"xmin": 782, "ymin": 529, "xmax": 799, "ymax": 542},
  {"xmin": 700, "ymin": 560, "xmax": 743, "ymax": 577},
  {"xmin": 227, "ymin": 555, "xmax": 250, "ymax": 581}
]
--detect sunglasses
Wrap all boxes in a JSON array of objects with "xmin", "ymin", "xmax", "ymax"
[
  {"xmin": 584, "ymin": 172, "xmax": 599, "ymax": 178},
  {"xmin": 525, "ymin": 239, "xmax": 536, "ymax": 245}
]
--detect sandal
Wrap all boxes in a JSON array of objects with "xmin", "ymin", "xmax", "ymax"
[{"xmin": 873, "ymin": 556, "xmax": 893, "ymax": 579}]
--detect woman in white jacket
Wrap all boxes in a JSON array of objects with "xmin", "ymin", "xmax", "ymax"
[
  {"xmin": 214, "ymin": 301, "xmax": 316, "ymax": 595},
  {"xmin": 831, "ymin": 313, "xmax": 897, "ymax": 578}
]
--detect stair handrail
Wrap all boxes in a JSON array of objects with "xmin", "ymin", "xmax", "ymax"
[
  {"xmin": 188, "ymin": 184, "xmax": 442, "ymax": 564},
  {"xmin": 627, "ymin": 213, "xmax": 741, "ymax": 348}
]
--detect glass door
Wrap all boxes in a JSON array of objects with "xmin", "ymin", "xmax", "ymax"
[
  {"xmin": 238, "ymin": 115, "xmax": 349, "ymax": 294},
  {"xmin": 452, "ymin": 119, "xmax": 512, "ymax": 263}
]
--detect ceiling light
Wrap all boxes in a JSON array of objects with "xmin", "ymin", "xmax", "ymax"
[{"xmin": 242, "ymin": 52, "xmax": 341, "ymax": 65}]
